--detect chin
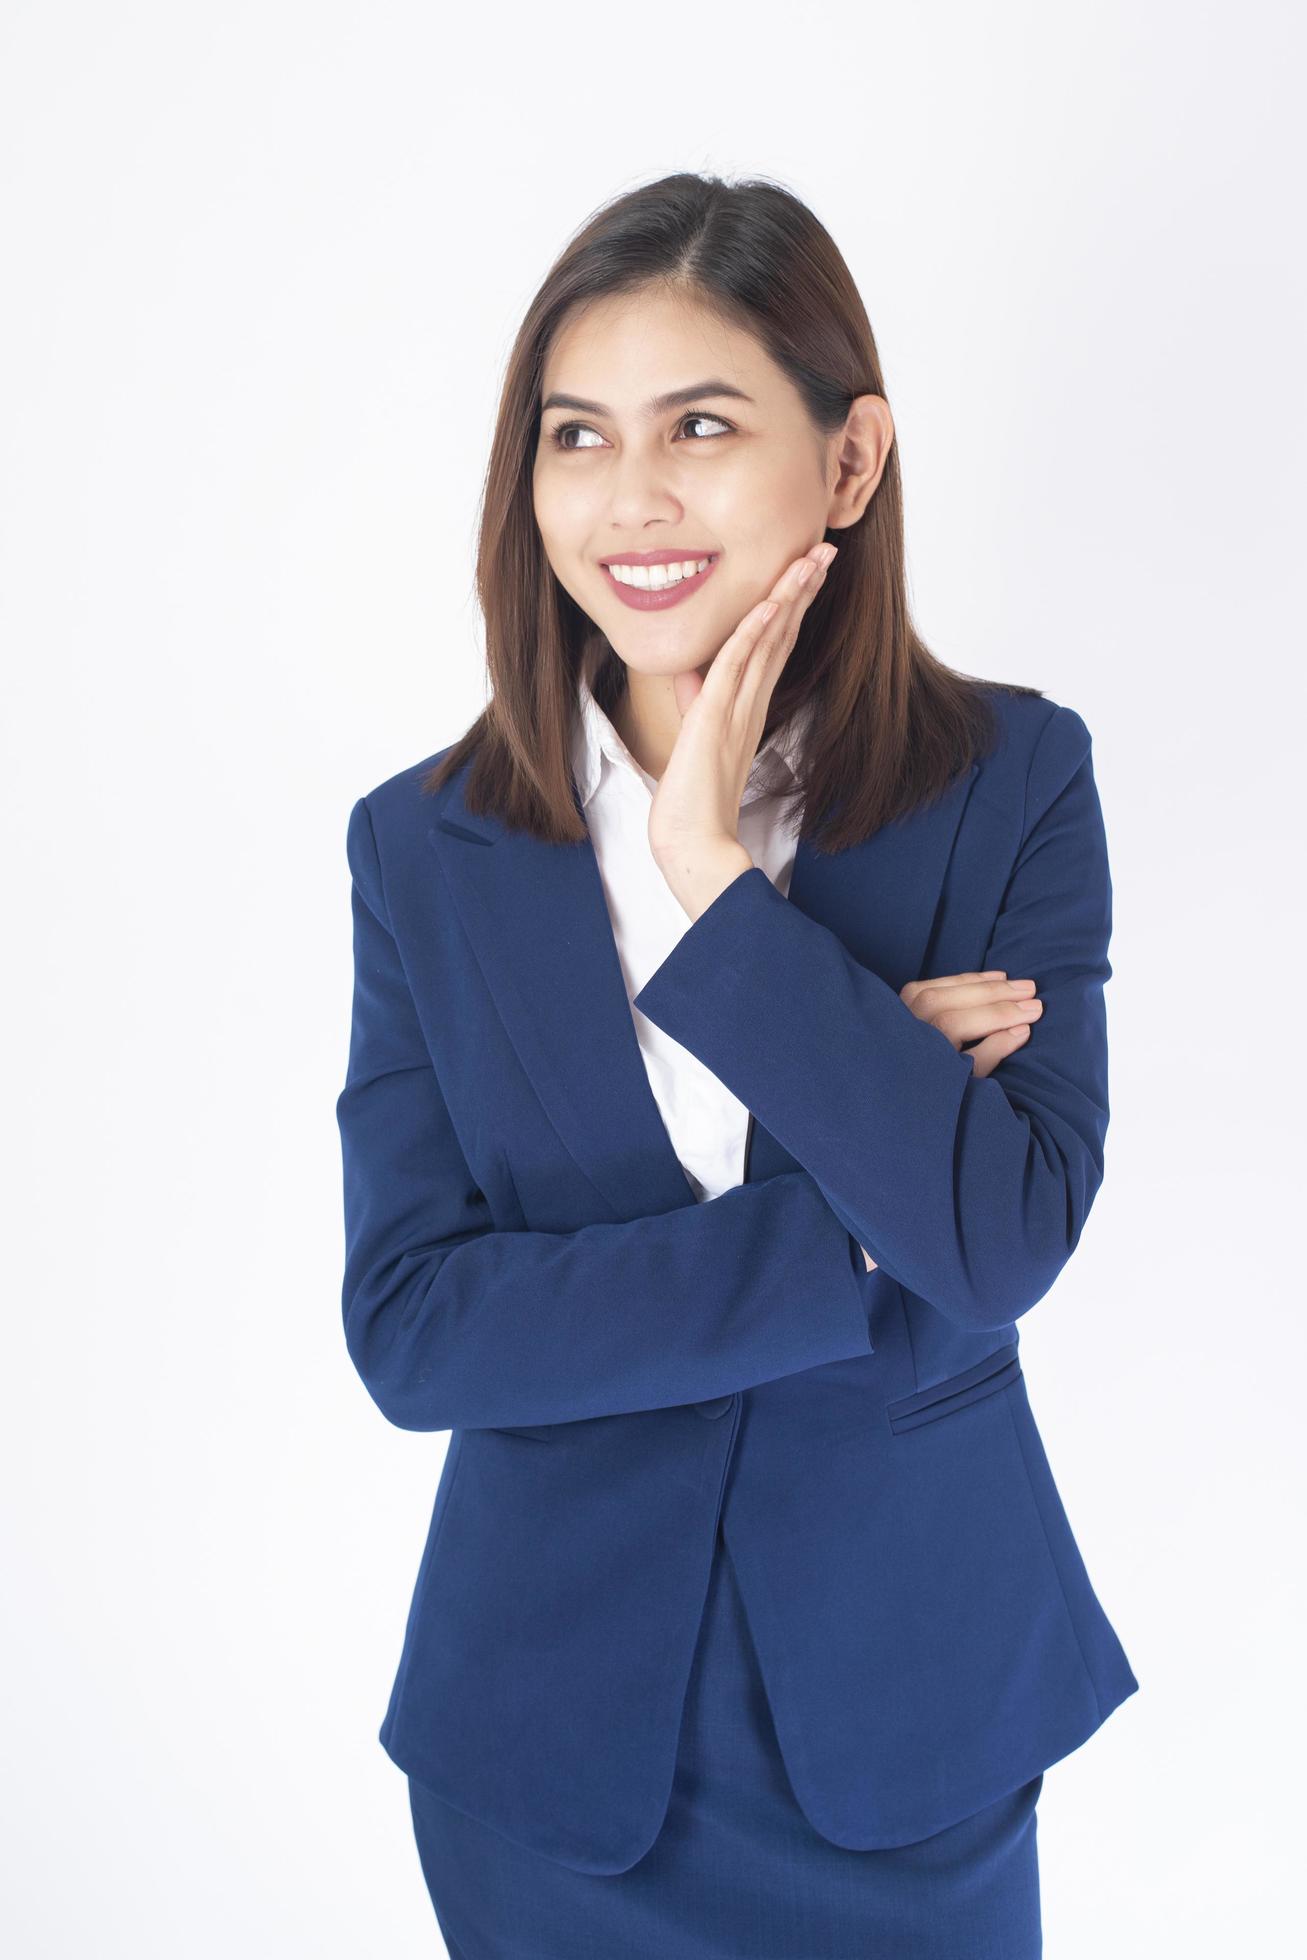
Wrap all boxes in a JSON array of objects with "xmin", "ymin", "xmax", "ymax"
[{"xmin": 613, "ymin": 647, "xmax": 716, "ymax": 680}]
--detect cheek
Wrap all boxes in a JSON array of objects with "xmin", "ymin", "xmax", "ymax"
[
  {"xmin": 725, "ymin": 448, "xmax": 819, "ymax": 529},
  {"xmin": 536, "ymin": 479, "xmax": 603, "ymax": 552},
  {"xmin": 713, "ymin": 478, "xmax": 808, "ymax": 563}
]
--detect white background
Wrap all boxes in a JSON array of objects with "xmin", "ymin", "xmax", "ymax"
[{"xmin": 3, "ymin": 2, "xmax": 1302, "ymax": 1953}]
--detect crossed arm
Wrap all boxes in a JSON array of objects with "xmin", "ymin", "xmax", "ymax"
[
  {"xmin": 632, "ymin": 703, "xmax": 1112, "ymax": 1328},
  {"xmin": 336, "ymin": 795, "xmax": 874, "ymax": 1433},
  {"xmin": 337, "ymin": 704, "xmax": 1111, "ymax": 1431}
]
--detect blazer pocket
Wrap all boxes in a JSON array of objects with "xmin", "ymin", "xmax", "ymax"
[{"xmin": 886, "ymin": 1343, "xmax": 1022, "ymax": 1435}]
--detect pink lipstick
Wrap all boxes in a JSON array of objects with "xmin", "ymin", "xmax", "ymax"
[{"xmin": 599, "ymin": 547, "xmax": 720, "ymax": 611}]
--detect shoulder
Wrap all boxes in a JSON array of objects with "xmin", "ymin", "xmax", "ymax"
[
  {"xmin": 960, "ymin": 686, "xmax": 1106, "ymax": 882},
  {"xmin": 357, "ymin": 740, "xmax": 460, "ymax": 811},
  {"xmin": 971, "ymin": 684, "xmax": 1098, "ymax": 816},
  {"xmin": 348, "ymin": 740, "xmax": 462, "ymax": 833},
  {"xmin": 973, "ymin": 682, "xmax": 1092, "ymax": 757},
  {"xmin": 341, "ymin": 742, "xmax": 466, "ymax": 910}
]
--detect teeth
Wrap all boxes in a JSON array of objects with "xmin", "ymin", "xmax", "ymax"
[{"xmin": 607, "ymin": 556, "xmax": 712, "ymax": 589}]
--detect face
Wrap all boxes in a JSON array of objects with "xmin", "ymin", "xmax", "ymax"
[{"xmin": 532, "ymin": 288, "xmax": 840, "ymax": 679}]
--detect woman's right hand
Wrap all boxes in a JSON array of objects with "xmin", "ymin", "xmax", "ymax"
[{"xmin": 857, "ymin": 969, "xmax": 1043, "ymax": 1272}]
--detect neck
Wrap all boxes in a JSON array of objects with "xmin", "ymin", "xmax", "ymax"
[{"xmin": 608, "ymin": 664, "xmax": 701, "ymax": 784}]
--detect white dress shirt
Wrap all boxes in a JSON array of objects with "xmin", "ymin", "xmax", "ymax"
[{"xmin": 570, "ymin": 673, "xmax": 813, "ymax": 1204}]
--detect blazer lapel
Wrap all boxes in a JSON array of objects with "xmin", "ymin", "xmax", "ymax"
[
  {"xmin": 426, "ymin": 756, "xmax": 981, "ymax": 1217},
  {"xmin": 428, "ymin": 777, "xmax": 700, "ymax": 1221}
]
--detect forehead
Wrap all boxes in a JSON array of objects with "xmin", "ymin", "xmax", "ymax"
[{"xmin": 541, "ymin": 289, "xmax": 770, "ymax": 396}]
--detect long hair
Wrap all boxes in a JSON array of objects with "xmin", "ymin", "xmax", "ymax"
[{"xmin": 422, "ymin": 171, "xmax": 1041, "ymax": 851}]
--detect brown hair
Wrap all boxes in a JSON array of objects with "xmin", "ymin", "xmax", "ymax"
[{"xmin": 421, "ymin": 170, "xmax": 1041, "ymax": 852}]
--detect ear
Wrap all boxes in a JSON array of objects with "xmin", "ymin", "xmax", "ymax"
[{"xmin": 826, "ymin": 394, "xmax": 895, "ymax": 528}]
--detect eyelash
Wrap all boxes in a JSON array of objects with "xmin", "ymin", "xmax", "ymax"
[{"xmin": 546, "ymin": 411, "xmax": 735, "ymax": 451}]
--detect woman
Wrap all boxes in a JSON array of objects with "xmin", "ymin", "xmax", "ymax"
[{"xmin": 336, "ymin": 172, "xmax": 1138, "ymax": 1957}]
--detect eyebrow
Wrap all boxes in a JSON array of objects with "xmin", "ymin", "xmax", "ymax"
[{"xmin": 539, "ymin": 379, "xmax": 755, "ymax": 418}]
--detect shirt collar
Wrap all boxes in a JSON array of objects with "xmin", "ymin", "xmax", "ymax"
[{"xmin": 570, "ymin": 670, "xmax": 812, "ymax": 811}]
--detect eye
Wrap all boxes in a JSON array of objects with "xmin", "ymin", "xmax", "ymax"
[{"xmin": 546, "ymin": 411, "xmax": 734, "ymax": 452}]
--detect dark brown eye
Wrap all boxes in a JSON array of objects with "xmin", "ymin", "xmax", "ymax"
[{"xmin": 547, "ymin": 411, "xmax": 734, "ymax": 451}]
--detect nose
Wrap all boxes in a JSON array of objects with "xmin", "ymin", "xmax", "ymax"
[{"xmin": 603, "ymin": 448, "xmax": 687, "ymax": 533}]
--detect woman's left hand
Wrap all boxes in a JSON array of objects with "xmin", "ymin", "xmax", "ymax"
[{"xmin": 649, "ymin": 540, "xmax": 838, "ymax": 919}]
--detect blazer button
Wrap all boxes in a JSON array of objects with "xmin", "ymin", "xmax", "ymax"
[{"xmin": 694, "ymin": 1396, "xmax": 733, "ymax": 1420}]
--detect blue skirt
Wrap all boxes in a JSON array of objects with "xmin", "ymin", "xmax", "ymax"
[{"xmin": 407, "ymin": 1522, "xmax": 1043, "ymax": 1959}]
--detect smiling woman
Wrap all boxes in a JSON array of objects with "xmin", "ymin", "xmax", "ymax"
[
  {"xmin": 424, "ymin": 172, "xmax": 1026, "ymax": 852},
  {"xmin": 530, "ymin": 297, "xmax": 895, "ymax": 681},
  {"xmin": 337, "ymin": 168, "xmax": 1135, "ymax": 1959}
]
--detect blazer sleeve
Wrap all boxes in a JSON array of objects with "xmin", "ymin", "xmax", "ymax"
[
  {"xmin": 336, "ymin": 794, "xmax": 873, "ymax": 1434},
  {"xmin": 632, "ymin": 704, "xmax": 1112, "ymax": 1333}
]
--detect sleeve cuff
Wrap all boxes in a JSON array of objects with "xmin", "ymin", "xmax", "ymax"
[{"xmin": 634, "ymin": 866, "xmax": 783, "ymax": 1026}]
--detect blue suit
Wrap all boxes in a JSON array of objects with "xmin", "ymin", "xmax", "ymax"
[{"xmin": 336, "ymin": 685, "xmax": 1138, "ymax": 1878}]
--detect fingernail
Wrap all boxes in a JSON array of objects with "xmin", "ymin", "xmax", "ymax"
[{"xmin": 818, "ymin": 543, "xmax": 838, "ymax": 567}]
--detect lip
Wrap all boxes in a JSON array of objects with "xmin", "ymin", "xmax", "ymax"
[
  {"xmin": 600, "ymin": 548, "xmax": 718, "ymax": 566},
  {"xmin": 600, "ymin": 550, "xmax": 720, "ymax": 611}
]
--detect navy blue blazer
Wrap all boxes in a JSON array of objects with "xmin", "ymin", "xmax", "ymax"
[{"xmin": 336, "ymin": 684, "xmax": 1139, "ymax": 1875}]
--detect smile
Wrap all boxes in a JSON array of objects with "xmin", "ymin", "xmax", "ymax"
[{"xmin": 602, "ymin": 554, "xmax": 719, "ymax": 611}]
